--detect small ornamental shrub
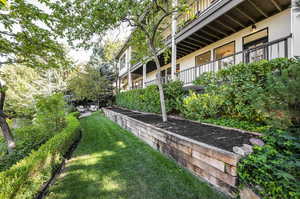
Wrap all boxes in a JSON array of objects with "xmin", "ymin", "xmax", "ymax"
[
  {"xmin": 201, "ymin": 118, "xmax": 270, "ymax": 133},
  {"xmin": 0, "ymin": 113, "xmax": 80, "ymax": 199},
  {"xmin": 116, "ymin": 80, "xmax": 185, "ymax": 113},
  {"xmin": 182, "ymin": 92, "xmax": 224, "ymax": 119},
  {"xmin": 238, "ymin": 129, "xmax": 300, "ymax": 199}
]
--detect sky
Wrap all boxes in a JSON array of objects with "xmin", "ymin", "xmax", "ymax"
[
  {"xmin": 68, "ymin": 23, "xmax": 132, "ymax": 64},
  {"xmin": 1, "ymin": 0, "xmax": 132, "ymax": 65}
]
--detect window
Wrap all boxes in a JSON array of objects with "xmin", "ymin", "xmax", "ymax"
[
  {"xmin": 195, "ymin": 51, "xmax": 211, "ymax": 66},
  {"xmin": 214, "ymin": 41, "xmax": 235, "ymax": 69},
  {"xmin": 119, "ymin": 54, "xmax": 126, "ymax": 70},
  {"xmin": 176, "ymin": 64, "xmax": 180, "ymax": 73},
  {"xmin": 243, "ymin": 28, "xmax": 268, "ymax": 63}
]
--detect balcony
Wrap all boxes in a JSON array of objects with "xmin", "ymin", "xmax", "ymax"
[
  {"xmin": 145, "ymin": 75, "xmax": 172, "ymax": 87},
  {"xmin": 161, "ymin": 0, "xmax": 217, "ymax": 42},
  {"xmin": 176, "ymin": 35, "xmax": 292, "ymax": 85},
  {"xmin": 144, "ymin": 35, "xmax": 291, "ymax": 87}
]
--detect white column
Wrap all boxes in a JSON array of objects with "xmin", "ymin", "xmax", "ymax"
[
  {"xmin": 127, "ymin": 47, "xmax": 132, "ymax": 90},
  {"xmin": 291, "ymin": 1, "xmax": 300, "ymax": 58},
  {"xmin": 142, "ymin": 63, "xmax": 147, "ymax": 88},
  {"xmin": 171, "ymin": 0, "xmax": 178, "ymax": 80}
]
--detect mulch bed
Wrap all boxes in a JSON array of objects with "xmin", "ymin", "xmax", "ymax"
[{"xmin": 107, "ymin": 107, "xmax": 258, "ymax": 152}]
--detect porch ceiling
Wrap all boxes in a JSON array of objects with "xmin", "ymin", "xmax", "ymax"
[{"xmin": 175, "ymin": 0, "xmax": 291, "ymax": 59}]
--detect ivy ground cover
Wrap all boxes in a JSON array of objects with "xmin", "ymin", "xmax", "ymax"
[{"xmin": 46, "ymin": 112, "xmax": 228, "ymax": 199}]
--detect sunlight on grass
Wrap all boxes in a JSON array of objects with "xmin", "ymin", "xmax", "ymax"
[{"xmin": 46, "ymin": 113, "xmax": 228, "ymax": 199}]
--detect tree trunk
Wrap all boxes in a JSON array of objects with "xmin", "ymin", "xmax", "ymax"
[
  {"xmin": 0, "ymin": 116, "xmax": 15, "ymax": 153},
  {"xmin": 0, "ymin": 87, "xmax": 16, "ymax": 153},
  {"xmin": 153, "ymin": 55, "xmax": 168, "ymax": 122}
]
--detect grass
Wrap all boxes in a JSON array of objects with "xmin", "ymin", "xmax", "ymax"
[{"xmin": 46, "ymin": 112, "xmax": 228, "ymax": 199}]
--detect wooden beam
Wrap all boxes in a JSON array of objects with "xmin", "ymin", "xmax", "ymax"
[
  {"xmin": 193, "ymin": 32, "xmax": 215, "ymax": 43},
  {"xmin": 181, "ymin": 40, "xmax": 203, "ymax": 49},
  {"xmin": 206, "ymin": 25, "xmax": 229, "ymax": 37},
  {"xmin": 235, "ymin": 7, "xmax": 256, "ymax": 24},
  {"xmin": 215, "ymin": 20, "xmax": 237, "ymax": 32},
  {"xmin": 178, "ymin": 42, "xmax": 199, "ymax": 51},
  {"xmin": 199, "ymin": 29, "xmax": 221, "ymax": 40},
  {"xmin": 186, "ymin": 36, "xmax": 209, "ymax": 46},
  {"xmin": 248, "ymin": 0, "xmax": 268, "ymax": 18},
  {"xmin": 225, "ymin": 14, "xmax": 246, "ymax": 28},
  {"xmin": 270, "ymin": 0, "xmax": 282, "ymax": 11},
  {"xmin": 176, "ymin": 47, "xmax": 192, "ymax": 54}
]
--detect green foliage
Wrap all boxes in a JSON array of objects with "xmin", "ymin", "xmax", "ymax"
[
  {"xmin": 253, "ymin": 59, "xmax": 300, "ymax": 129},
  {"xmin": 192, "ymin": 58, "xmax": 292, "ymax": 123},
  {"xmin": 0, "ymin": 0, "xmax": 70, "ymax": 68},
  {"xmin": 116, "ymin": 81, "xmax": 185, "ymax": 113},
  {"xmin": 238, "ymin": 129, "xmax": 300, "ymax": 199},
  {"xmin": 0, "ymin": 65, "xmax": 71, "ymax": 118},
  {"xmin": 182, "ymin": 92, "xmax": 224, "ymax": 120},
  {"xmin": 0, "ymin": 94, "xmax": 68, "ymax": 171},
  {"xmin": 201, "ymin": 118, "xmax": 271, "ymax": 133},
  {"xmin": 68, "ymin": 65, "xmax": 114, "ymax": 106},
  {"xmin": 35, "ymin": 93, "xmax": 67, "ymax": 132},
  {"xmin": 0, "ymin": 113, "xmax": 80, "ymax": 199},
  {"xmin": 0, "ymin": 126, "xmax": 45, "ymax": 171}
]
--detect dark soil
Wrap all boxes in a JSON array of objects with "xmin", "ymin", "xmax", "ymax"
[{"xmin": 108, "ymin": 107, "xmax": 257, "ymax": 152}]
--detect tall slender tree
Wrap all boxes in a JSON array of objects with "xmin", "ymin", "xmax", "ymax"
[{"xmin": 58, "ymin": 0, "xmax": 187, "ymax": 122}]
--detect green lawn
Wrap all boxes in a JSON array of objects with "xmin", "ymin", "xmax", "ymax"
[{"xmin": 46, "ymin": 112, "xmax": 228, "ymax": 199}]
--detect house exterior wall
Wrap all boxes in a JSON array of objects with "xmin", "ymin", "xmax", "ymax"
[
  {"xmin": 119, "ymin": 47, "xmax": 131, "ymax": 77},
  {"xmin": 144, "ymin": 9, "xmax": 291, "ymax": 82}
]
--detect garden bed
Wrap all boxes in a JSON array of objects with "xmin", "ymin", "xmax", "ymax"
[
  {"xmin": 103, "ymin": 107, "xmax": 262, "ymax": 197},
  {"xmin": 107, "ymin": 107, "xmax": 258, "ymax": 152}
]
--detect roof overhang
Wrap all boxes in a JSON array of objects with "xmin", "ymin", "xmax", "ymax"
[{"xmin": 174, "ymin": 0, "xmax": 291, "ymax": 59}]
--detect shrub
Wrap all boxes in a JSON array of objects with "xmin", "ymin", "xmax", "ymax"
[
  {"xmin": 116, "ymin": 80, "xmax": 185, "ymax": 113},
  {"xmin": 35, "ymin": 93, "xmax": 67, "ymax": 132},
  {"xmin": 193, "ymin": 58, "xmax": 293, "ymax": 122},
  {"xmin": 0, "ymin": 113, "xmax": 80, "ymax": 199},
  {"xmin": 182, "ymin": 92, "xmax": 224, "ymax": 119},
  {"xmin": 201, "ymin": 118, "xmax": 270, "ymax": 133},
  {"xmin": 253, "ymin": 59, "xmax": 300, "ymax": 129},
  {"xmin": 238, "ymin": 129, "xmax": 300, "ymax": 199},
  {"xmin": 0, "ymin": 126, "xmax": 46, "ymax": 171}
]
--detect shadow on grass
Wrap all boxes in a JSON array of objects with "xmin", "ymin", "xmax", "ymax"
[{"xmin": 46, "ymin": 112, "xmax": 229, "ymax": 199}]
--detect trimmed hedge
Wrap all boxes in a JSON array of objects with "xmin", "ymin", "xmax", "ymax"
[
  {"xmin": 0, "ymin": 113, "xmax": 80, "ymax": 199},
  {"xmin": 116, "ymin": 80, "xmax": 185, "ymax": 113}
]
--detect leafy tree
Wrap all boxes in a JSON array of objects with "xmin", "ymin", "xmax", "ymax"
[
  {"xmin": 0, "ymin": 0, "xmax": 71, "ymax": 152},
  {"xmin": 61, "ymin": 0, "xmax": 187, "ymax": 122},
  {"xmin": 68, "ymin": 65, "xmax": 114, "ymax": 107}
]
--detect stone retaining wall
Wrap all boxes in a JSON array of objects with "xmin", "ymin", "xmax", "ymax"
[{"xmin": 103, "ymin": 108, "xmax": 242, "ymax": 196}]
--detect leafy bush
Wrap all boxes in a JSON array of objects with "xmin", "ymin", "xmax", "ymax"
[
  {"xmin": 34, "ymin": 93, "xmax": 67, "ymax": 132},
  {"xmin": 192, "ymin": 58, "xmax": 292, "ymax": 122},
  {"xmin": 0, "ymin": 126, "xmax": 45, "ymax": 171},
  {"xmin": 201, "ymin": 118, "xmax": 270, "ymax": 133},
  {"xmin": 116, "ymin": 80, "xmax": 185, "ymax": 113},
  {"xmin": 238, "ymin": 129, "xmax": 300, "ymax": 199},
  {"xmin": 0, "ymin": 93, "xmax": 68, "ymax": 171},
  {"xmin": 182, "ymin": 92, "xmax": 224, "ymax": 119},
  {"xmin": 253, "ymin": 59, "xmax": 300, "ymax": 129},
  {"xmin": 0, "ymin": 113, "xmax": 80, "ymax": 199}
]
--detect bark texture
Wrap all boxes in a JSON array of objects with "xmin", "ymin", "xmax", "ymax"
[{"xmin": 0, "ymin": 85, "xmax": 16, "ymax": 153}]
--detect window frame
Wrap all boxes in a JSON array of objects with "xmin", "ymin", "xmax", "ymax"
[{"xmin": 195, "ymin": 50, "xmax": 212, "ymax": 67}]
